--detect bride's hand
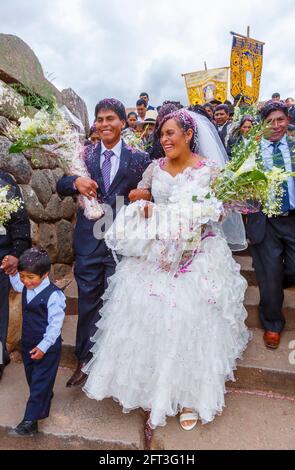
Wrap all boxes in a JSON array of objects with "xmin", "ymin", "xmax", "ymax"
[
  {"xmin": 143, "ymin": 202, "xmax": 153, "ymax": 218},
  {"xmin": 128, "ymin": 188, "xmax": 151, "ymax": 202}
]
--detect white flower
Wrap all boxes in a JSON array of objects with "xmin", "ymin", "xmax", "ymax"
[{"xmin": 235, "ymin": 154, "xmax": 257, "ymax": 177}]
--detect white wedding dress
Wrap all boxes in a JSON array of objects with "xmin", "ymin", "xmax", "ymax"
[{"xmin": 83, "ymin": 159, "xmax": 250, "ymax": 428}]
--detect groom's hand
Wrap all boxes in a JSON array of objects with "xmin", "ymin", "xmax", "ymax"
[{"xmin": 75, "ymin": 177, "xmax": 98, "ymax": 199}]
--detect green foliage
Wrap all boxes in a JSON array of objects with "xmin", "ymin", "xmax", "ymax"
[{"xmin": 10, "ymin": 83, "xmax": 56, "ymax": 111}]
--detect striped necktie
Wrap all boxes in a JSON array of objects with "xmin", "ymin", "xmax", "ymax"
[
  {"xmin": 101, "ymin": 150, "xmax": 114, "ymax": 192},
  {"xmin": 272, "ymin": 142, "xmax": 290, "ymax": 213}
]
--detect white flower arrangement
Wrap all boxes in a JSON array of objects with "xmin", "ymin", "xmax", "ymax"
[
  {"xmin": 8, "ymin": 107, "xmax": 103, "ymax": 220},
  {"xmin": 0, "ymin": 185, "xmax": 22, "ymax": 235}
]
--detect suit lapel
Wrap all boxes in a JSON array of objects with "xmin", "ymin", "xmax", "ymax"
[{"xmin": 108, "ymin": 141, "xmax": 132, "ymax": 194}]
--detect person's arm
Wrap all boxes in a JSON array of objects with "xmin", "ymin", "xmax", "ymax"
[
  {"xmin": 8, "ymin": 272, "xmax": 24, "ymax": 293},
  {"xmin": 35, "ymin": 290, "xmax": 66, "ymax": 356},
  {"xmin": 56, "ymin": 174, "xmax": 80, "ymax": 197},
  {"xmin": 4, "ymin": 176, "xmax": 31, "ymax": 272}
]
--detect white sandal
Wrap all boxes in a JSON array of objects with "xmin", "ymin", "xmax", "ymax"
[{"xmin": 179, "ymin": 411, "xmax": 198, "ymax": 431}]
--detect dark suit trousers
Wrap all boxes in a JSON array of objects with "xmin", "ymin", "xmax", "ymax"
[
  {"xmin": 251, "ymin": 215, "xmax": 295, "ymax": 332},
  {"xmin": 74, "ymin": 242, "xmax": 116, "ymax": 362},
  {"xmin": 22, "ymin": 341, "xmax": 61, "ymax": 421},
  {"xmin": 0, "ymin": 269, "xmax": 10, "ymax": 365}
]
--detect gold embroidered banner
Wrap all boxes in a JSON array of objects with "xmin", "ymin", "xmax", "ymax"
[
  {"xmin": 230, "ymin": 33, "xmax": 264, "ymax": 104},
  {"xmin": 183, "ymin": 67, "xmax": 229, "ymax": 106}
]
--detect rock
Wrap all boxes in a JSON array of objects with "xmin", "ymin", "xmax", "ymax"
[
  {"xmin": 0, "ymin": 79, "xmax": 25, "ymax": 120},
  {"xmin": 7, "ymin": 291, "xmax": 22, "ymax": 353},
  {"xmin": 30, "ymin": 169, "xmax": 53, "ymax": 205},
  {"xmin": 51, "ymin": 264, "xmax": 73, "ymax": 282},
  {"xmin": 24, "ymin": 149, "xmax": 59, "ymax": 170},
  {"xmin": 44, "ymin": 193, "xmax": 62, "ymax": 222},
  {"xmin": 20, "ymin": 185, "xmax": 45, "ymax": 222},
  {"xmin": 61, "ymin": 88, "xmax": 89, "ymax": 135},
  {"xmin": 52, "ymin": 167, "xmax": 64, "ymax": 184},
  {"xmin": 62, "ymin": 197, "xmax": 76, "ymax": 220},
  {"xmin": 39, "ymin": 223, "xmax": 58, "ymax": 262},
  {"xmin": 42, "ymin": 169, "xmax": 57, "ymax": 193},
  {"xmin": 0, "ymin": 33, "xmax": 63, "ymax": 105},
  {"xmin": 56, "ymin": 219, "xmax": 74, "ymax": 264},
  {"xmin": 0, "ymin": 116, "xmax": 11, "ymax": 135},
  {"xmin": 0, "ymin": 136, "xmax": 32, "ymax": 183},
  {"xmin": 24, "ymin": 105, "xmax": 38, "ymax": 118},
  {"xmin": 30, "ymin": 220, "xmax": 39, "ymax": 245}
]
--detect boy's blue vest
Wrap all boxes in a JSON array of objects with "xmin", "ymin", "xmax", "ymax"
[{"xmin": 21, "ymin": 283, "xmax": 62, "ymax": 350}]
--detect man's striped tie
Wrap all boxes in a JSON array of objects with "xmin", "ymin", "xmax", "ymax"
[{"xmin": 101, "ymin": 150, "xmax": 114, "ymax": 192}]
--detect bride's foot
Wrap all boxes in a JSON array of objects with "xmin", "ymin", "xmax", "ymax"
[{"xmin": 179, "ymin": 408, "xmax": 198, "ymax": 431}]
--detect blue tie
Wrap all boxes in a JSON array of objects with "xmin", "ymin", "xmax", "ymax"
[
  {"xmin": 272, "ymin": 142, "xmax": 290, "ymax": 214},
  {"xmin": 101, "ymin": 150, "xmax": 113, "ymax": 192}
]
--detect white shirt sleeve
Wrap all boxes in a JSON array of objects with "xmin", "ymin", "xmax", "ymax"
[
  {"xmin": 37, "ymin": 290, "xmax": 66, "ymax": 354},
  {"xmin": 9, "ymin": 272, "xmax": 24, "ymax": 293}
]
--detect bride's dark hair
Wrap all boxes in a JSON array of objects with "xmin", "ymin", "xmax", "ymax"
[{"xmin": 156, "ymin": 109, "xmax": 198, "ymax": 152}]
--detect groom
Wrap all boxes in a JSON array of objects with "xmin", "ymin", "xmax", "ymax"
[{"xmin": 57, "ymin": 99, "xmax": 151, "ymax": 386}]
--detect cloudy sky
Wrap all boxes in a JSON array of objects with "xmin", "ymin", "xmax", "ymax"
[{"xmin": 1, "ymin": 0, "xmax": 295, "ymax": 118}]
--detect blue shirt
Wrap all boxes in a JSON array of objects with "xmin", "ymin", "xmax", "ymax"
[
  {"xmin": 10, "ymin": 273, "xmax": 66, "ymax": 354},
  {"xmin": 261, "ymin": 136, "xmax": 295, "ymax": 209}
]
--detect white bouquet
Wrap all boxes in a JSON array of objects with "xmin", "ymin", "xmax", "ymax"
[
  {"xmin": 0, "ymin": 185, "xmax": 22, "ymax": 235},
  {"xmin": 8, "ymin": 107, "xmax": 103, "ymax": 220}
]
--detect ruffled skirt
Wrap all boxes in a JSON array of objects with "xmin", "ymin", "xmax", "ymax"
[{"xmin": 83, "ymin": 235, "xmax": 250, "ymax": 428}]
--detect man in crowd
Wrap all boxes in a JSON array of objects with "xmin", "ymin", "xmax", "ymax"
[
  {"xmin": 272, "ymin": 92, "xmax": 281, "ymax": 102},
  {"xmin": 139, "ymin": 92, "xmax": 155, "ymax": 110},
  {"xmin": 285, "ymin": 97, "xmax": 295, "ymax": 125},
  {"xmin": 136, "ymin": 98, "xmax": 147, "ymax": 122},
  {"xmin": 246, "ymin": 101, "xmax": 295, "ymax": 349},
  {"xmin": 214, "ymin": 104, "xmax": 232, "ymax": 148}
]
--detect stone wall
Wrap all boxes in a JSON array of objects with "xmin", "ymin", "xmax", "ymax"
[
  {"xmin": 0, "ymin": 130, "xmax": 77, "ymax": 279},
  {"xmin": 0, "ymin": 34, "xmax": 90, "ymax": 279}
]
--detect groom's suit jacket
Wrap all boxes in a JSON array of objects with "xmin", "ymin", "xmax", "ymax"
[
  {"xmin": 246, "ymin": 138, "xmax": 295, "ymax": 245},
  {"xmin": 57, "ymin": 141, "xmax": 151, "ymax": 255}
]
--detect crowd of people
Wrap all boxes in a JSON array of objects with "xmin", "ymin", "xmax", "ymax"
[{"xmin": 0, "ymin": 90, "xmax": 295, "ymax": 447}]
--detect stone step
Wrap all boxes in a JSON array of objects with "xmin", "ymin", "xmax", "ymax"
[
  {"xmin": 0, "ymin": 363, "xmax": 143, "ymax": 450},
  {"xmin": 1, "ymin": 363, "xmax": 295, "ymax": 450},
  {"xmin": 234, "ymin": 255, "xmax": 257, "ymax": 286},
  {"xmin": 245, "ymin": 286, "xmax": 295, "ymax": 330},
  {"xmin": 60, "ymin": 317, "xmax": 295, "ymax": 397},
  {"xmin": 152, "ymin": 391, "xmax": 295, "ymax": 450}
]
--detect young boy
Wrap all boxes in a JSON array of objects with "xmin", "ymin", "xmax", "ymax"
[{"xmin": 7, "ymin": 248, "xmax": 66, "ymax": 436}]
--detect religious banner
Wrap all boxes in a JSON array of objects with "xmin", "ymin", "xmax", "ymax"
[
  {"xmin": 230, "ymin": 32, "xmax": 264, "ymax": 104},
  {"xmin": 183, "ymin": 67, "xmax": 229, "ymax": 106}
]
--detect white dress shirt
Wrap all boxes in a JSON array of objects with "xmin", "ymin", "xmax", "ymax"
[
  {"xmin": 100, "ymin": 140, "xmax": 122, "ymax": 185},
  {"xmin": 10, "ymin": 273, "xmax": 66, "ymax": 354},
  {"xmin": 261, "ymin": 136, "xmax": 295, "ymax": 209}
]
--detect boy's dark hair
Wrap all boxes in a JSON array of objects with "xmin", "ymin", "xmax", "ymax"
[
  {"xmin": 140, "ymin": 92, "xmax": 149, "ymax": 99},
  {"xmin": 272, "ymin": 92, "xmax": 280, "ymax": 99},
  {"xmin": 18, "ymin": 248, "xmax": 51, "ymax": 276},
  {"xmin": 214, "ymin": 104, "xmax": 229, "ymax": 114},
  {"xmin": 136, "ymin": 98, "xmax": 147, "ymax": 107},
  {"xmin": 95, "ymin": 98, "xmax": 127, "ymax": 121}
]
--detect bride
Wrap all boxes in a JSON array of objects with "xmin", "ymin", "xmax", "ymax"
[{"xmin": 83, "ymin": 109, "xmax": 250, "ymax": 437}]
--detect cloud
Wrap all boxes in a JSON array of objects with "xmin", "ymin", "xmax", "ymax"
[{"xmin": 1, "ymin": 0, "xmax": 295, "ymax": 116}]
